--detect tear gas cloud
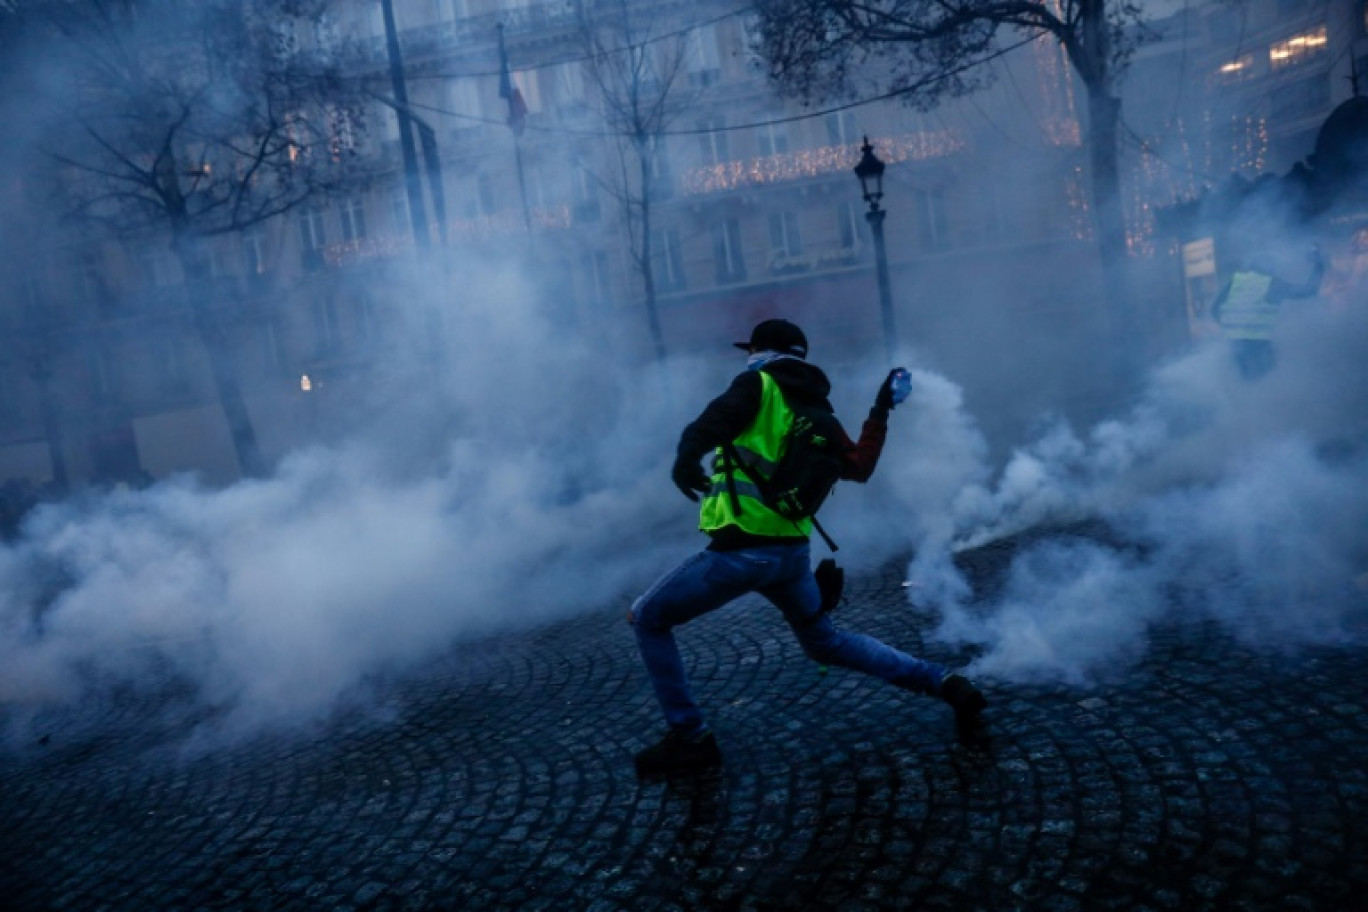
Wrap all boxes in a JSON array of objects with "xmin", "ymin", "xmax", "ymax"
[
  {"xmin": 10, "ymin": 262, "xmax": 1361, "ymax": 741},
  {"xmin": 0, "ymin": 261, "xmax": 719, "ymax": 740},
  {"xmin": 2, "ymin": 1, "xmax": 1365, "ymax": 745},
  {"xmin": 893, "ymin": 281, "xmax": 1368, "ymax": 685}
]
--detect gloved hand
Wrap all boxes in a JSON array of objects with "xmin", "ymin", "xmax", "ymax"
[
  {"xmin": 873, "ymin": 368, "xmax": 903, "ymax": 413},
  {"xmin": 671, "ymin": 459, "xmax": 711, "ymax": 501}
]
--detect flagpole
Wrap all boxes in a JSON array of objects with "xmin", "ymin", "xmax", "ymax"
[
  {"xmin": 513, "ymin": 139, "xmax": 532, "ymax": 232},
  {"xmin": 498, "ymin": 24, "xmax": 533, "ymax": 232}
]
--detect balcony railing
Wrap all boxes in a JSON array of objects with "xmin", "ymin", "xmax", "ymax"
[
  {"xmin": 398, "ymin": 3, "xmax": 580, "ymax": 59},
  {"xmin": 331, "ymin": 3, "xmax": 580, "ymax": 66}
]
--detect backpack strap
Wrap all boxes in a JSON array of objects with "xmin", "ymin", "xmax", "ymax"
[
  {"xmin": 718, "ymin": 442, "xmax": 746, "ymax": 515},
  {"xmin": 810, "ymin": 515, "xmax": 839, "ymax": 553},
  {"xmin": 723, "ymin": 441, "xmax": 839, "ymax": 552},
  {"xmin": 722, "ymin": 440, "xmax": 781, "ymax": 513}
]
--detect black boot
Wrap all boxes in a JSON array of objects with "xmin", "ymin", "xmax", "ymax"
[
  {"xmin": 634, "ymin": 729, "xmax": 723, "ymax": 775},
  {"xmin": 939, "ymin": 673, "xmax": 987, "ymax": 723}
]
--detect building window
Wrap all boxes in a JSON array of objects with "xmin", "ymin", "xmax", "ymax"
[
  {"xmin": 390, "ymin": 187, "xmax": 410, "ymax": 232},
  {"xmin": 431, "ymin": 0, "xmax": 459, "ymax": 21},
  {"xmin": 140, "ymin": 249, "xmax": 177, "ymax": 288},
  {"xmin": 519, "ymin": 167, "xmax": 545, "ymax": 214},
  {"xmin": 698, "ymin": 117, "xmax": 730, "ymax": 166},
  {"xmin": 89, "ymin": 346, "xmax": 119, "ymax": 401},
  {"xmin": 540, "ymin": 62, "xmax": 586, "ymax": 115},
  {"xmin": 298, "ymin": 207, "xmax": 326, "ymax": 270},
  {"xmin": 913, "ymin": 187, "xmax": 949, "ymax": 252},
  {"xmin": 573, "ymin": 168, "xmax": 600, "ymax": 222},
  {"xmin": 825, "ymin": 110, "xmax": 860, "ymax": 147},
  {"xmin": 688, "ymin": 25, "xmax": 721, "ymax": 87},
  {"xmin": 445, "ymin": 78, "xmax": 483, "ymax": 131},
  {"xmin": 313, "ymin": 298, "xmax": 340, "ymax": 353},
  {"xmin": 756, "ymin": 122, "xmax": 789, "ymax": 157},
  {"xmin": 838, "ymin": 200, "xmax": 863, "ymax": 251},
  {"xmin": 243, "ymin": 227, "xmax": 268, "ymax": 276},
  {"xmin": 651, "ymin": 227, "xmax": 686, "ymax": 291},
  {"xmin": 355, "ymin": 295, "xmax": 378, "ymax": 345},
  {"xmin": 712, "ymin": 218, "xmax": 746, "ymax": 283},
  {"xmin": 207, "ymin": 243, "xmax": 233, "ymax": 279},
  {"xmin": 768, "ymin": 211, "xmax": 802, "ymax": 259},
  {"xmin": 511, "ymin": 67, "xmax": 542, "ymax": 115},
  {"xmin": 154, "ymin": 336, "xmax": 189, "ymax": 394},
  {"xmin": 582, "ymin": 250, "xmax": 610, "ymax": 305},
  {"xmin": 471, "ymin": 174, "xmax": 496, "ymax": 218},
  {"xmin": 1269, "ymin": 26, "xmax": 1327, "ymax": 71},
  {"xmin": 980, "ymin": 181, "xmax": 1008, "ymax": 244},
  {"xmin": 648, "ymin": 142, "xmax": 673, "ymax": 198},
  {"xmin": 260, "ymin": 318, "xmax": 286, "ymax": 372},
  {"xmin": 340, "ymin": 197, "xmax": 367, "ymax": 243}
]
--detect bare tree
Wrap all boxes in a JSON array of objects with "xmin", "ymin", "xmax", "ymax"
[
  {"xmin": 754, "ymin": 0, "xmax": 1145, "ymax": 367},
  {"xmin": 578, "ymin": 0, "xmax": 695, "ymax": 361},
  {"xmin": 16, "ymin": 0, "xmax": 370, "ymax": 477}
]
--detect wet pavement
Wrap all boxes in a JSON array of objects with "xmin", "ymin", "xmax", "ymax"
[{"xmin": 1, "ymin": 550, "xmax": 1366, "ymax": 911}]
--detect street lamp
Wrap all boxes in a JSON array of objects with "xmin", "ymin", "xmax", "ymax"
[{"xmin": 854, "ymin": 137, "xmax": 895, "ymax": 361}]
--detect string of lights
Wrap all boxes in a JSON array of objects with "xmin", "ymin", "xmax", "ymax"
[{"xmin": 678, "ymin": 130, "xmax": 967, "ymax": 195}]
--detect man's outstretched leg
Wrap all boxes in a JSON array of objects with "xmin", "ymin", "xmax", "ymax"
[
  {"xmin": 762, "ymin": 557, "xmax": 986, "ymax": 724},
  {"xmin": 629, "ymin": 550, "xmax": 765, "ymax": 774},
  {"xmin": 793, "ymin": 613, "xmax": 986, "ymax": 723}
]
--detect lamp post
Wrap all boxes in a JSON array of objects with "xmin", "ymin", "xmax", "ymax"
[
  {"xmin": 380, "ymin": 0, "xmax": 430, "ymax": 251},
  {"xmin": 854, "ymin": 137, "xmax": 895, "ymax": 361}
]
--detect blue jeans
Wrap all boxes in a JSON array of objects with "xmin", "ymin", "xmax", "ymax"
[{"xmin": 630, "ymin": 542, "xmax": 948, "ymax": 734}]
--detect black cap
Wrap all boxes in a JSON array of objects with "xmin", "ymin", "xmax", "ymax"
[{"xmin": 733, "ymin": 319, "xmax": 808, "ymax": 359}]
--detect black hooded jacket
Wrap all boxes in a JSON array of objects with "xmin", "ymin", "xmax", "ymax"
[{"xmin": 677, "ymin": 358, "xmax": 890, "ymax": 549}]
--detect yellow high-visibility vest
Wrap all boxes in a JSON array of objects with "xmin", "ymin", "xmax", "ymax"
[
  {"xmin": 1219, "ymin": 271, "xmax": 1279, "ymax": 341},
  {"xmin": 698, "ymin": 371, "xmax": 813, "ymax": 539}
]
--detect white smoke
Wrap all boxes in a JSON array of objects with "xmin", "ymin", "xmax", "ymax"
[
  {"xmin": 0, "ymin": 260, "xmax": 714, "ymax": 743},
  {"xmin": 898, "ymin": 295, "xmax": 1368, "ymax": 684},
  {"xmin": 3, "ymin": 0, "xmax": 1363, "ymax": 748}
]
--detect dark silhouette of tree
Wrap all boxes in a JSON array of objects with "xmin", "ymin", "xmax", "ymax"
[
  {"xmin": 578, "ymin": 0, "xmax": 695, "ymax": 361},
  {"xmin": 14, "ymin": 0, "xmax": 370, "ymax": 477},
  {"xmin": 753, "ymin": 0, "xmax": 1145, "ymax": 370}
]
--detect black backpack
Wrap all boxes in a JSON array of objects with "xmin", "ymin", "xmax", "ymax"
[{"xmin": 720, "ymin": 397, "xmax": 845, "ymax": 550}]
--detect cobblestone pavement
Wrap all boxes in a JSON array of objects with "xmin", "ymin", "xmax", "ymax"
[{"xmin": 2, "ymin": 551, "xmax": 1366, "ymax": 912}]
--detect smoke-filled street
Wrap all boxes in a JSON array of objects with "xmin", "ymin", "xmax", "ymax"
[
  {"xmin": 1, "ymin": 544, "xmax": 1365, "ymax": 911},
  {"xmin": 2, "ymin": 0, "xmax": 1368, "ymax": 909}
]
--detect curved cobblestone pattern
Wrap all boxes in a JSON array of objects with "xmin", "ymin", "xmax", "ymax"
[{"xmin": 1, "ymin": 554, "xmax": 1365, "ymax": 911}]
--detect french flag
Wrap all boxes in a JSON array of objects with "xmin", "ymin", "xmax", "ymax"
[{"xmin": 498, "ymin": 30, "xmax": 528, "ymax": 136}]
